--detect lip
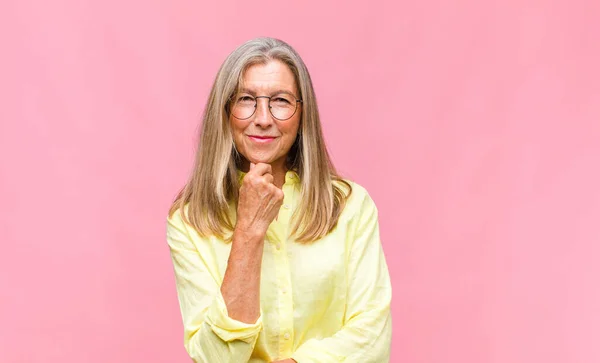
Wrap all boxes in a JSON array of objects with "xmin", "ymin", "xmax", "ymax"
[{"xmin": 248, "ymin": 135, "xmax": 277, "ymax": 144}]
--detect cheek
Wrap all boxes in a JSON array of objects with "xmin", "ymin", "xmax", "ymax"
[
  {"xmin": 281, "ymin": 117, "xmax": 301, "ymax": 139},
  {"xmin": 230, "ymin": 119, "xmax": 246, "ymax": 139},
  {"xmin": 281, "ymin": 128, "xmax": 299, "ymax": 145}
]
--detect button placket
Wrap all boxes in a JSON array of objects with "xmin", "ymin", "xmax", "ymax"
[
  {"xmin": 277, "ymin": 276, "xmax": 294, "ymax": 356},
  {"xmin": 273, "ymin": 178, "xmax": 296, "ymax": 357}
]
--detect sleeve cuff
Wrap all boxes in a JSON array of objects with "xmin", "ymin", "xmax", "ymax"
[{"xmin": 204, "ymin": 290, "xmax": 263, "ymax": 343}]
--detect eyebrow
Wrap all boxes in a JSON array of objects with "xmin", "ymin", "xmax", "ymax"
[{"xmin": 237, "ymin": 87, "xmax": 298, "ymax": 98}]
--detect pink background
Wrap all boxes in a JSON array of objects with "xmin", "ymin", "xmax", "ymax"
[{"xmin": 1, "ymin": 0, "xmax": 599, "ymax": 362}]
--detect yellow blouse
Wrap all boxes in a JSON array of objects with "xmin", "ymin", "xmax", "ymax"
[{"xmin": 166, "ymin": 170, "xmax": 392, "ymax": 362}]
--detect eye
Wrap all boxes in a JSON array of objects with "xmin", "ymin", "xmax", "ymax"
[
  {"xmin": 272, "ymin": 97, "xmax": 291, "ymax": 104},
  {"xmin": 235, "ymin": 95, "xmax": 255, "ymax": 105}
]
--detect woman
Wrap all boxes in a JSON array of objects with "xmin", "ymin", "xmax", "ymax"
[{"xmin": 166, "ymin": 37, "xmax": 392, "ymax": 363}]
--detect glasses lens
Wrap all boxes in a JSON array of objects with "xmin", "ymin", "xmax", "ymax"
[
  {"xmin": 230, "ymin": 94, "xmax": 298, "ymax": 120},
  {"xmin": 270, "ymin": 95, "xmax": 297, "ymax": 120},
  {"xmin": 231, "ymin": 95, "xmax": 256, "ymax": 119}
]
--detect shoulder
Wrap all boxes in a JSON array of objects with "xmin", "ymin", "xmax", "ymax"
[
  {"xmin": 333, "ymin": 177, "xmax": 378, "ymax": 218},
  {"xmin": 333, "ymin": 177, "xmax": 374, "ymax": 202},
  {"xmin": 166, "ymin": 203, "xmax": 192, "ymax": 234}
]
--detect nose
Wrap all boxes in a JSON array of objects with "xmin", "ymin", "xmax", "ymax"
[{"xmin": 253, "ymin": 97, "xmax": 274, "ymax": 127}]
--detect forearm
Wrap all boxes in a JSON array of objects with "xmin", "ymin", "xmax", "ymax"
[
  {"xmin": 220, "ymin": 226, "xmax": 265, "ymax": 324},
  {"xmin": 167, "ymin": 213, "xmax": 264, "ymax": 363}
]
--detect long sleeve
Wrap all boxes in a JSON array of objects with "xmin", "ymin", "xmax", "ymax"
[
  {"xmin": 291, "ymin": 192, "xmax": 393, "ymax": 363},
  {"xmin": 166, "ymin": 209, "xmax": 263, "ymax": 363}
]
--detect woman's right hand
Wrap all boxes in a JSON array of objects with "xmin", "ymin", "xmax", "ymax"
[{"xmin": 236, "ymin": 162, "xmax": 285, "ymax": 236}]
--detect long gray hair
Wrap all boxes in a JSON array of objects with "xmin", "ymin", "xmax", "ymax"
[{"xmin": 169, "ymin": 37, "xmax": 352, "ymax": 243}]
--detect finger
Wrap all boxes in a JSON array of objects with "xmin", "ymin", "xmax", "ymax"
[
  {"xmin": 274, "ymin": 187, "xmax": 284, "ymax": 200},
  {"xmin": 250, "ymin": 162, "xmax": 272, "ymax": 176},
  {"xmin": 268, "ymin": 184, "xmax": 284, "ymax": 199},
  {"xmin": 262, "ymin": 173, "xmax": 274, "ymax": 185},
  {"xmin": 250, "ymin": 162, "xmax": 255, "ymax": 170}
]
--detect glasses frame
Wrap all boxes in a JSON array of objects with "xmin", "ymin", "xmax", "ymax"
[{"xmin": 230, "ymin": 95, "xmax": 303, "ymax": 121}]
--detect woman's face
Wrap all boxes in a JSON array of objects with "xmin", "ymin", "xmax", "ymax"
[{"xmin": 230, "ymin": 60, "xmax": 301, "ymax": 171}]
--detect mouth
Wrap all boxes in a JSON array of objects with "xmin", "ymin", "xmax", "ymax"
[{"xmin": 247, "ymin": 135, "xmax": 277, "ymax": 144}]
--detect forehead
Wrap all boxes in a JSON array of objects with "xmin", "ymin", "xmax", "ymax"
[{"xmin": 239, "ymin": 60, "xmax": 297, "ymax": 93}]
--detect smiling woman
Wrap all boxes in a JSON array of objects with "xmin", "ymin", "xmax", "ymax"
[
  {"xmin": 166, "ymin": 37, "xmax": 392, "ymax": 363},
  {"xmin": 230, "ymin": 60, "xmax": 302, "ymax": 184}
]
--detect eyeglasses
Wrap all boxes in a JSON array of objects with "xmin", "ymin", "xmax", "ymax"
[{"xmin": 229, "ymin": 94, "xmax": 303, "ymax": 121}]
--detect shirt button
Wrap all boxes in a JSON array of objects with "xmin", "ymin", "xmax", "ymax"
[
  {"xmin": 275, "ymin": 243, "xmax": 281, "ymax": 250},
  {"xmin": 283, "ymin": 332, "xmax": 290, "ymax": 340},
  {"xmin": 283, "ymin": 204, "xmax": 290, "ymax": 209}
]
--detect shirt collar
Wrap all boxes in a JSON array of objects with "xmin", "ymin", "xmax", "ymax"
[{"xmin": 237, "ymin": 168, "xmax": 300, "ymax": 185}]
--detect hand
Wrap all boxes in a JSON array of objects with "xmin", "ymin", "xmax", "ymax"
[
  {"xmin": 270, "ymin": 359, "xmax": 297, "ymax": 363},
  {"xmin": 236, "ymin": 162, "xmax": 284, "ymax": 235}
]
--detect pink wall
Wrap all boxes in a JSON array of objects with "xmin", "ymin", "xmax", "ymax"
[{"xmin": 1, "ymin": 0, "xmax": 599, "ymax": 362}]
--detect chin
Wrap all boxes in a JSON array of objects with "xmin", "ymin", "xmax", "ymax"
[
  {"xmin": 243, "ymin": 153, "xmax": 270, "ymax": 163},
  {"xmin": 252, "ymin": 157, "xmax": 275, "ymax": 164}
]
